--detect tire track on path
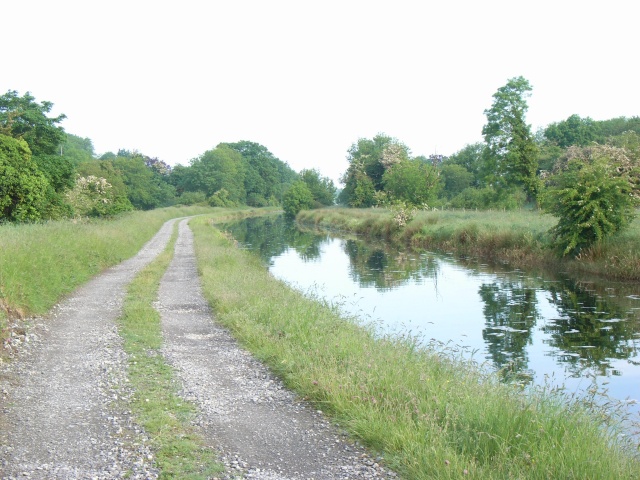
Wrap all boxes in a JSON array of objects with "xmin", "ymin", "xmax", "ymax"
[
  {"xmin": 157, "ymin": 219, "xmax": 397, "ymax": 480},
  {"xmin": 0, "ymin": 218, "xmax": 179, "ymax": 479}
]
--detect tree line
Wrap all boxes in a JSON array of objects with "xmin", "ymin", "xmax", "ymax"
[
  {"xmin": 0, "ymin": 90, "xmax": 336, "ymax": 222},
  {"xmin": 338, "ymin": 77, "xmax": 640, "ymax": 256},
  {"xmin": 3, "ymin": 81, "xmax": 639, "ymax": 257}
]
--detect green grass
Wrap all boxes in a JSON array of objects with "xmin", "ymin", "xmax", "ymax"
[
  {"xmin": 0, "ymin": 206, "xmax": 269, "ymax": 341},
  {"xmin": 191, "ymin": 214, "xmax": 639, "ymax": 479},
  {"xmin": 298, "ymin": 207, "xmax": 640, "ymax": 280},
  {"xmin": 118, "ymin": 220, "xmax": 222, "ymax": 479}
]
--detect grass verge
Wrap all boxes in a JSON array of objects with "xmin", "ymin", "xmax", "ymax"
[
  {"xmin": 297, "ymin": 207, "xmax": 640, "ymax": 281},
  {"xmin": 0, "ymin": 206, "xmax": 273, "ymax": 347},
  {"xmin": 191, "ymin": 214, "xmax": 639, "ymax": 479},
  {"xmin": 118, "ymin": 219, "xmax": 222, "ymax": 479}
]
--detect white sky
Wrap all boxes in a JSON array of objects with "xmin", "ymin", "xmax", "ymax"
[{"xmin": 2, "ymin": 0, "xmax": 638, "ymax": 184}]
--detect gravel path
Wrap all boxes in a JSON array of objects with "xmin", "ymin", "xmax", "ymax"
[
  {"xmin": 1, "ymin": 218, "xmax": 399, "ymax": 479},
  {"xmin": 157, "ymin": 219, "xmax": 396, "ymax": 480},
  {"xmin": 0, "ymin": 219, "xmax": 178, "ymax": 479}
]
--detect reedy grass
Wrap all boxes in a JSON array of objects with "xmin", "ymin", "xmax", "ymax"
[
  {"xmin": 191, "ymin": 214, "xmax": 639, "ymax": 479},
  {"xmin": 118, "ymin": 220, "xmax": 222, "ymax": 479},
  {"xmin": 298, "ymin": 207, "xmax": 640, "ymax": 280}
]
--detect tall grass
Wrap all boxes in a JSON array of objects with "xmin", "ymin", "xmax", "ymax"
[
  {"xmin": 191, "ymin": 215, "xmax": 639, "ymax": 479},
  {"xmin": 298, "ymin": 207, "xmax": 640, "ymax": 280}
]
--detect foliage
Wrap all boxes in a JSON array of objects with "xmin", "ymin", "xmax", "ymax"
[
  {"xmin": 176, "ymin": 190, "xmax": 207, "ymax": 205},
  {"xmin": 382, "ymin": 159, "xmax": 441, "ymax": 206},
  {"xmin": 207, "ymin": 188, "xmax": 237, "ymax": 207},
  {"xmin": 482, "ymin": 77, "xmax": 539, "ymax": 199},
  {"xmin": 340, "ymin": 134, "xmax": 410, "ymax": 206},
  {"xmin": 66, "ymin": 174, "xmax": 134, "ymax": 217},
  {"xmin": 184, "ymin": 145, "xmax": 246, "ymax": 203},
  {"xmin": 0, "ymin": 134, "xmax": 49, "ymax": 222},
  {"xmin": 544, "ymin": 114, "xmax": 598, "ymax": 148},
  {"xmin": 542, "ymin": 145, "xmax": 640, "ymax": 256},
  {"xmin": 439, "ymin": 163, "xmax": 474, "ymax": 198},
  {"xmin": 283, "ymin": 180, "xmax": 314, "ymax": 217},
  {"xmin": 113, "ymin": 155, "xmax": 176, "ymax": 210},
  {"xmin": 299, "ymin": 168, "xmax": 336, "ymax": 206},
  {"xmin": 0, "ymin": 90, "xmax": 66, "ymax": 157},
  {"xmin": 74, "ymin": 160, "xmax": 134, "ymax": 215},
  {"xmin": 222, "ymin": 141, "xmax": 298, "ymax": 205},
  {"xmin": 61, "ymin": 133, "xmax": 96, "ymax": 165},
  {"xmin": 442, "ymin": 142, "xmax": 484, "ymax": 186}
]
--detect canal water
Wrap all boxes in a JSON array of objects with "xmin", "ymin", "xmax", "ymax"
[{"xmin": 219, "ymin": 215, "xmax": 640, "ymax": 418}]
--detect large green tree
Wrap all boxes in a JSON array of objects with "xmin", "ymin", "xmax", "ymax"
[
  {"xmin": 0, "ymin": 90, "xmax": 66, "ymax": 157},
  {"xmin": 283, "ymin": 180, "xmax": 314, "ymax": 218},
  {"xmin": 299, "ymin": 169, "xmax": 336, "ymax": 206},
  {"xmin": 61, "ymin": 134, "xmax": 96, "ymax": 165},
  {"xmin": 482, "ymin": 77, "xmax": 540, "ymax": 199},
  {"xmin": 340, "ymin": 134, "xmax": 410, "ymax": 207},
  {"xmin": 0, "ymin": 134, "xmax": 49, "ymax": 222},
  {"xmin": 188, "ymin": 145, "xmax": 246, "ymax": 203},
  {"xmin": 221, "ymin": 141, "xmax": 296, "ymax": 206},
  {"xmin": 382, "ymin": 159, "xmax": 441, "ymax": 206},
  {"xmin": 113, "ymin": 155, "xmax": 175, "ymax": 210},
  {"xmin": 1, "ymin": 91, "xmax": 76, "ymax": 218}
]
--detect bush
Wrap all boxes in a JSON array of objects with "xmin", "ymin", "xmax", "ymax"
[
  {"xmin": 283, "ymin": 181, "xmax": 314, "ymax": 218},
  {"xmin": 0, "ymin": 135, "xmax": 49, "ymax": 222},
  {"xmin": 177, "ymin": 191, "xmax": 207, "ymax": 205},
  {"xmin": 542, "ymin": 145, "xmax": 640, "ymax": 256}
]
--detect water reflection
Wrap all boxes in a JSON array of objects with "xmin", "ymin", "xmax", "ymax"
[
  {"xmin": 480, "ymin": 280, "xmax": 539, "ymax": 381},
  {"xmin": 344, "ymin": 240, "xmax": 441, "ymax": 291},
  {"xmin": 543, "ymin": 282, "xmax": 640, "ymax": 377},
  {"xmin": 218, "ymin": 215, "xmax": 640, "ymax": 409}
]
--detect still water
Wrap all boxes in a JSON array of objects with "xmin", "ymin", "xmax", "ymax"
[{"xmin": 220, "ymin": 215, "xmax": 640, "ymax": 415}]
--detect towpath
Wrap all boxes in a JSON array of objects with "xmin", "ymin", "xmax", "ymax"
[{"xmin": 1, "ymin": 218, "xmax": 396, "ymax": 479}]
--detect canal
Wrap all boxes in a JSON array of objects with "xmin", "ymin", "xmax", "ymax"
[{"xmin": 219, "ymin": 215, "xmax": 640, "ymax": 419}]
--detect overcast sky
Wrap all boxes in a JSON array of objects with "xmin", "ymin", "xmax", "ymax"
[{"xmin": 2, "ymin": 1, "xmax": 638, "ymax": 184}]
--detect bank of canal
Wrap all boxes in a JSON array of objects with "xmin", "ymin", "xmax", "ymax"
[{"xmin": 220, "ymin": 215, "xmax": 640, "ymax": 422}]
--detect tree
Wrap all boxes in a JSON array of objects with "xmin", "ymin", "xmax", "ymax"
[
  {"xmin": 542, "ymin": 145, "xmax": 640, "ymax": 256},
  {"xmin": 340, "ymin": 134, "xmax": 409, "ymax": 207},
  {"xmin": 544, "ymin": 114, "xmax": 598, "ymax": 148},
  {"xmin": 444, "ymin": 143, "xmax": 484, "ymax": 186},
  {"xmin": 283, "ymin": 181, "xmax": 314, "ymax": 217},
  {"xmin": 0, "ymin": 134, "xmax": 49, "ymax": 222},
  {"xmin": 0, "ymin": 90, "xmax": 66, "ymax": 157},
  {"xmin": 188, "ymin": 145, "xmax": 246, "ymax": 204},
  {"xmin": 62, "ymin": 134, "xmax": 96, "ymax": 165},
  {"xmin": 482, "ymin": 77, "xmax": 539, "ymax": 199},
  {"xmin": 221, "ymin": 141, "xmax": 295, "ymax": 206},
  {"xmin": 439, "ymin": 164, "xmax": 474, "ymax": 199},
  {"xmin": 300, "ymin": 169, "xmax": 336, "ymax": 206},
  {"xmin": 382, "ymin": 159, "xmax": 441, "ymax": 206},
  {"xmin": 113, "ymin": 155, "xmax": 176, "ymax": 210}
]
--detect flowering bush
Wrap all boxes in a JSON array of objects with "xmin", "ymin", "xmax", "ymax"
[
  {"xmin": 542, "ymin": 145, "xmax": 640, "ymax": 256},
  {"xmin": 66, "ymin": 175, "xmax": 133, "ymax": 217}
]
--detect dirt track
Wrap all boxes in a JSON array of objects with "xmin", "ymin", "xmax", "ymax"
[{"xmin": 1, "ymin": 218, "xmax": 396, "ymax": 479}]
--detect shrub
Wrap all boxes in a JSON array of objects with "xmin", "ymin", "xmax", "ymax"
[
  {"xmin": 542, "ymin": 145, "xmax": 640, "ymax": 256},
  {"xmin": 282, "ymin": 181, "xmax": 314, "ymax": 218}
]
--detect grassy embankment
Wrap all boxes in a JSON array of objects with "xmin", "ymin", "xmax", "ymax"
[
  {"xmin": 0, "ymin": 206, "xmax": 269, "ymax": 345},
  {"xmin": 191, "ymin": 215, "xmax": 639, "ymax": 479},
  {"xmin": 297, "ymin": 207, "xmax": 640, "ymax": 281}
]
